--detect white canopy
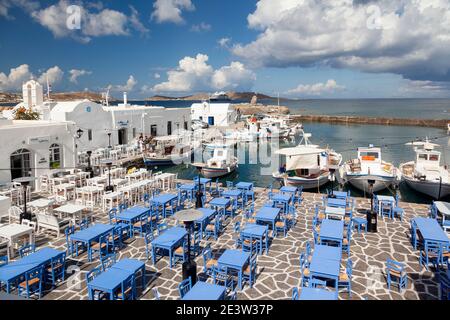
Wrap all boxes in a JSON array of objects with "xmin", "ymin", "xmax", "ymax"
[{"xmin": 275, "ymin": 146, "xmax": 326, "ymax": 156}]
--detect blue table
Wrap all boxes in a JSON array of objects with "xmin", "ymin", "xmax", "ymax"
[
  {"xmin": 217, "ymin": 249, "xmax": 250, "ymax": 290},
  {"xmin": 280, "ymin": 186, "xmax": 297, "ymax": 194},
  {"xmin": 0, "ymin": 248, "xmax": 64, "ymax": 293},
  {"xmin": 152, "ymin": 193, "xmax": 178, "ymax": 218},
  {"xmin": 71, "ymin": 224, "xmax": 115, "ymax": 262},
  {"xmin": 413, "ymin": 217, "xmax": 449, "ymax": 245},
  {"xmin": 222, "ymin": 189, "xmax": 243, "ymax": 210},
  {"xmin": 319, "ymin": 219, "xmax": 344, "ymax": 247},
  {"xmin": 181, "ymin": 281, "xmax": 226, "ymax": 300},
  {"xmin": 193, "ymin": 177, "xmax": 212, "ymax": 193},
  {"xmin": 178, "ymin": 184, "xmax": 196, "ymax": 200},
  {"xmin": 116, "ymin": 206, "xmax": 150, "ymax": 236},
  {"xmin": 111, "ymin": 259, "xmax": 146, "ymax": 290},
  {"xmin": 309, "ymin": 245, "xmax": 341, "ymax": 292},
  {"xmin": 255, "ymin": 207, "xmax": 281, "ymax": 231},
  {"xmin": 241, "ymin": 223, "xmax": 269, "ymax": 254},
  {"xmin": 236, "ymin": 182, "xmax": 253, "ymax": 191},
  {"xmin": 87, "ymin": 268, "xmax": 134, "ymax": 300},
  {"xmin": 195, "ymin": 208, "xmax": 216, "ymax": 238},
  {"xmin": 151, "ymin": 227, "xmax": 187, "ymax": 268},
  {"xmin": 210, "ymin": 197, "xmax": 232, "ymax": 216},
  {"xmin": 326, "ymin": 197, "xmax": 346, "ymax": 208},
  {"xmin": 299, "ymin": 287, "xmax": 337, "ymax": 300},
  {"xmin": 272, "ymin": 193, "xmax": 292, "ymax": 212}
]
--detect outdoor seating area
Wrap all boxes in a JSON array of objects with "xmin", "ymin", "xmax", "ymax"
[{"xmin": 0, "ymin": 172, "xmax": 449, "ymax": 300}]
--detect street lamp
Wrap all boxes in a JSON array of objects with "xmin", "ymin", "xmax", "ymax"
[
  {"xmin": 101, "ymin": 159, "xmax": 114, "ymax": 192},
  {"xmin": 174, "ymin": 209, "xmax": 203, "ymax": 284},
  {"xmin": 13, "ymin": 176, "xmax": 37, "ymax": 223},
  {"xmin": 366, "ymin": 179, "xmax": 377, "ymax": 233}
]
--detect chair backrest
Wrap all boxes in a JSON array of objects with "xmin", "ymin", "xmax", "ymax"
[
  {"xmin": 234, "ymin": 221, "xmax": 241, "ymax": 233},
  {"xmin": 299, "ymin": 252, "xmax": 307, "ymax": 270},
  {"xmin": 19, "ymin": 243, "xmax": 36, "ymax": 258},
  {"xmin": 157, "ymin": 222, "xmax": 168, "ymax": 234},
  {"xmin": 178, "ymin": 277, "xmax": 192, "ymax": 298},
  {"xmin": 86, "ymin": 267, "xmax": 102, "ymax": 283},
  {"xmin": 305, "ymin": 242, "xmax": 311, "ymax": 256},
  {"xmin": 292, "ymin": 287, "xmax": 299, "ymax": 300},
  {"xmin": 346, "ymin": 259, "xmax": 353, "ymax": 277},
  {"xmin": 108, "ymin": 208, "xmax": 117, "ymax": 223},
  {"xmin": 9, "ymin": 206, "xmax": 22, "ymax": 218},
  {"xmin": 78, "ymin": 218, "xmax": 90, "ymax": 230},
  {"xmin": 202, "ymin": 243, "xmax": 212, "ymax": 261},
  {"xmin": 101, "ymin": 253, "xmax": 117, "ymax": 271},
  {"xmin": 386, "ymin": 258, "xmax": 404, "ymax": 274},
  {"xmin": 310, "ymin": 279, "xmax": 327, "ymax": 289},
  {"xmin": 226, "ymin": 181, "xmax": 234, "ymax": 189},
  {"xmin": 0, "ymin": 255, "xmax": 8, "ymax": 267}
]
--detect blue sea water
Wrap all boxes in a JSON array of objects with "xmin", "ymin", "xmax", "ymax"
[{"xmin": 129, "ymin": 99, "xmax": 450, "ymax": 203}]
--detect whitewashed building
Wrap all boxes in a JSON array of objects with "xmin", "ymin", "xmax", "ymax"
[
  {"xmin": 191, "ymin": 101, "xmax": 238, "ymax": 127},
  {"xmin": 0, "ymin": 117, "xmax": 76, "ymax": 187}
]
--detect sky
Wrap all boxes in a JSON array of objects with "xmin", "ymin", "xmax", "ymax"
[{"xmin": 1, "ymin": 0, "xmax": 450, "ymax": 99}]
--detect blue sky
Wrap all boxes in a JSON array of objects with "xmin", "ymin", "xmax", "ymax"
[{"xmin": 1, "ymin": 0, "xmax": 450, "ymax": 99}]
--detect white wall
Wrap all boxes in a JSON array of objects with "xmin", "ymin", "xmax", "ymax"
[
  {"xmin": 0, "ymin": 121, "xmax": 76, "ymax": 189},
  {"xmin": 191, "ymin": 102, "xmax": 237, "ymax": 127}
]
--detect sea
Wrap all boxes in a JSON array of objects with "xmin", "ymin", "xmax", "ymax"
[{"xmin": 125, "ymin": 98, "xmax": 450, "ymax": 204}]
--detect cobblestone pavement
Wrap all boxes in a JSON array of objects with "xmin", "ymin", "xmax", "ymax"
[{"xmin": 11, "ymin": 187, "xmax": 447, "ymax": 300}]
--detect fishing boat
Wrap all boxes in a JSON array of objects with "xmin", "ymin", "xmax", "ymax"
[
  {"xmin": 193, "ymin": 147, "xmax": 238, "ymax": 178},
  {"xmin": 400, "ymin": 139, "xmax": 450, "ymax": 199},
  {"xmin": 143, "ymin": 135, "xmax": 193, "ymax": 166},
  {"xmin": 203, "ymin": 140, "xmax": 236, "ymax": 151},
  {"xmin": 272, "ymin": 131, "xmax": 342, "ymax": 189},
  {"xmin": 339, "ymin": 145, "xmax": 398, "ymax": 193}
]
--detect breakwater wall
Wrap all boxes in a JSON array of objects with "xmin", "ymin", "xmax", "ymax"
[{"xmin": 290, "ymin": 114, "xmax": 448, "ymax": 129}]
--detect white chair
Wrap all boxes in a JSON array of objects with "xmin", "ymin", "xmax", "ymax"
[{"xmin": 8, "ymin": 206, "xmax": 22, "ymax": 224}]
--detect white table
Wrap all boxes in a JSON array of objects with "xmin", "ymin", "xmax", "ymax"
[
  {"xmin": 54, "ymin": 204, "xmax": 87, "ymax": 222},
  {"xmin": 0, "ymin": 224, "xmax": 34, "ymax": 259},
  {"xmin": 0, "ymin": 195, "xmax": 11, "ymax": 221},
  {"xmin": 325, "ymin": 206, "xmax": 346, "ymax": 220},
  {"xmin": 27, "ymin": 198, "xmax": 55, "ymax": 212}
]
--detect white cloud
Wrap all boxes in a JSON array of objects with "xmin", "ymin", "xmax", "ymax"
[
  {"xmin": 398, "ymin": 79, "xmax": 450, "ymax": 97},
  {"xmin": 190, "ymin": 22, "xmax": 211, "ymax": 32},
  {"xmin": 112, "ymin": 75, "xmax": 137, "ymax": 92},
  {"xmin": 151, "ymin": 0, "xmax": 194, "ymax": 24},
  {"xmin": 0, "ymin": 64, "xmax": 32, "ymax": 91},
  {"xmin": 286, "ymin": 79, "xmax": 345, "ymax": 96},
  {"xmin": 37, "ymin": 66, "xmax": 64, "ymax": 85},
  {"xmin": 233, "ymin": 0, "xmax": 450, "ymax": 83},
  {"xmin": 218, "ymin": 37, "xmax": 231, "ymax": 48},
  {"xmin": 0, "ymin": 0, "xmax": 39, "ymax": 19},
  {"xmin": 69, "ymin": 69, "xmax": 92, "ymax": 83},
  {"xmin": 154, "ymin": 73, "xmax": 161, "ymax": 79},
  {"xmin": 152, "ymin": 53, "xmax": 256, "ymax": 93},
  {"xmin": 29, "ymin": 0, "xmax": 147, "ymax": 43}
]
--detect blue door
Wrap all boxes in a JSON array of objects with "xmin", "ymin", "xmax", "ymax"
[{"xmin": 208, "ymin": 116, "xmax": 215, "ymax": 126}]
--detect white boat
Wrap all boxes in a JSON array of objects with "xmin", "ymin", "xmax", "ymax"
[
  {"xmin": 400, "ymin": 139, "xmax": 450, "ymax": 199},
  {"xmin": 272, "ymin": 131, "xmax": 342, "ymax": 190},
  {"xmin": 203, "ymin": 140, "xmax": 236, "ymax": 151},
  {"xmin": 339, "ymin": 145, "xmax": 398, "ymax": 193},
  {"xmin": 193, "ymin": 147, "xmax": 238, "ymax": 178},
  {"xmin": 143, "ymin": 135, "xmax": 193, "ymax": 166}
]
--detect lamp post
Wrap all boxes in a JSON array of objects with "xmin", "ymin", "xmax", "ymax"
[
  {"xmin": 101, "ymin": 159, "xmax": 114, "ymax": 192},
  {"xmin": 13, "ymin": 177, "xmax": 37, "ymax": 223},
  {"xmin": 367, "ymin": 179, "xmax": 377, "ymax": 233},
  {"xmin": 107, "ymin": 132, "xmax": 112, "ymax": 149},
  {"xmin": 174, "ymin": 209, "xmax": 203, "ymax": 285},
  {"xmin": 195, "ymin": 176, "xmax": 203, "ymax": 208}
]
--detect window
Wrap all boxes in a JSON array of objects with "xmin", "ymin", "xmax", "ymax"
[
  {"xmin": 418, "ymin": 154, "xmax": 428, "ymax": 160},
  {"xmin": 88, "ymin": 129, "xmax": 92, "ymax": 141},
  {"xmin": 49, "ymin": 143, "xmax": 62, "ymax": 169},
  {"xmin": 150, "ymin": 125, "xmax": 157, "ymax": 137},
  {"xmin": 429, "ymin": 154, "xmax": 439, "ymax": 161},
  {"xmin": 167, "ymin": 121, "xmax": 172, "ymax": 135},
  {"xmin": 184, "ymin": 121, "xmax": 188, "ymax": 130}
]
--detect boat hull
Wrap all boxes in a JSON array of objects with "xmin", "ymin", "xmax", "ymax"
[
  {"xmin": 197, "ymin": 165, "xmax": 237, "ymax": 178},
  {"xmin": 273, "ymin": 172, "xmax": 330, "ymax": 190},
  {"xmin": 402, "ymin": 175, "xmax": 450, "ymax": 199},
  {"xmin": 345, "ymin": 173, "xmax": 395, "ymax": 193},
  {"xmin": 143, "ymin": 152, "xmax": 192, "ymax": 167}
]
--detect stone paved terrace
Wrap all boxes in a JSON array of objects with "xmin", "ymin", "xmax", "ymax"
[{"xmin": 15, "ymin": 186, "xmax": 448, "ymax": 300}]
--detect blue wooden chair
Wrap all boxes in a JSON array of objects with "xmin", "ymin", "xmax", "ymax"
[
  {"xmin": 205, "ymin": 216, "xmax": 222, "ymax": 240},
  {"xmin": 233, "ymin": 221, "xmax": 241, "ymax": 248},
  {"xmin": 19, "ymin": 243, "xmax": 36, "ymax": 258},
  {"xmin": 174, "ymin": 240, "xmax": 189, "ymax": 264},
  {"xmin": 380, "ymin": 200, "xmax": 393, "ymax": 219},
  {"xmin": 133, "ymin": 214, "xmax": 150, "ymax": 237},
  {"xmin": 91, "ymin": 234, "xmax": 109, "ymax": 261},
  {"xmin": 386, "ymin": 259, "xmax": 407, "ymax": 292},
  {"xmin": 429, "ymin": 202, "xmax": 437, "ymax": 219},
  {"xmin": 201, "ymin": 243, "xmax": 217, "ymax": 275},
  {"xmin": 242, "ymin": 253, "xmax": 257, "ymax": 288},
  {"xmin": 305, "ymin": 241, "xmax": 312, "ymax": 262},
  {"xmin": 420, "ymin": 241, "xmax": 441, "ymax": 271},
  {"xmin": 46, "ymin": 252, "xmax": 66, "ymax": 287},
  {"xmin": 245, "ymin": 188, "xmax": 255, "ymax": 204},
  {"xmin": 275, "ymin": 216, "xmax": 288, "ymax": 237},
  {"xmin": 144, "ymin": 232, "xmax": 154, "ymax": 260},
  {"xmin": 157, "ymin": 221, "xmax": 169, "ymax": 235},
  {"xmin": 267, "ymin": 184, "xmax": 274, "ymax": 200},
  {"xmin": 410, "ymin": 219, "xmax": 422, "ymax": 250},
  {"xmin": 286, "ymin": 205, "xmax": 298, "ymax": 228},
  {"xmin": 213, "ymin": 265, "xmax": 235, "ymax": 290},
  {"xmin": 100, "ymin": 252, "xmax": 117, "ymax": 271},
  {"xmin": 142, "ymin": 193, "xmax": 150, "ymax": 207},
  {"xmin": 392, "ymin": 194, "xmax": 404, "ymax": 221},
  {"xmin": 226, "ymin": 181, "xmax": 234, "ymax": 189},
  {"xmin": 78, "ymin": 217, "xmax": 90, "ymax": 230},
  {"xmin": 352, "ymin": 216, "xmax": 368, "ymax": 233},
  {"xmin": 242, "ymin": 234, "xmax": 258, "ymax": 255},
  {"xmin": 178, "ymin": 277, "xmax": 192, "ymax": 298},
  {"xmin": 292, "ymin": 287, "xmax": 299, "ymax": 300},
  {"xmin": 119, "ymin": 202, "xmax": 128, "ymax": 213},
  {"xmin": 114, "ymin": 275, "xmax": 135, "ymax": 300},
  {"xmin": 86, "ymin": 267, "xmax": 105, "ymax": 300},
  {"xmin": 299, "ymin": 252, "xmax": 310, "ymax": 287},
  {"xmin": 107, "ymin": 225, "xmax": 124, "ymax": 251},
  {"xmin": 309, "ymin": 278, "xmax": 327, "ymax": 289},
  {"xmin": 338, "ymin": 259, "xmax": 352, "ymax": 297},
  {"xmin": 18, "ymin": 266, "xmax": 44, "ymax": 299}
]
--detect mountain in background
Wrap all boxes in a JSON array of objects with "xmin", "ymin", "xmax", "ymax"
[
  {"xmin": 146, "ymin": 91, "xmax": 290, "ymax": 102},
  {"xmin": 0, "ymin": 91, "xmax": 118, "ymax": 105}
]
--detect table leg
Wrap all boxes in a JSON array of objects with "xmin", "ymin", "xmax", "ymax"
[
  {"xmin": 152, "ymin": 246, "xmax": 156, "ymax": 265},
  {"xmin": 169, "ymin": 249, "xmax": 173, "ymax": 268}
]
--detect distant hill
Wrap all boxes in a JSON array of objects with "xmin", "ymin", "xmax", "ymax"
[
  {"xmin": 0, "ymin": 91, "xmax": 118, "ymax": 105},
  {"xmin": 146, "ymin": 91, "xmax": 289, "ymax": 102}
]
